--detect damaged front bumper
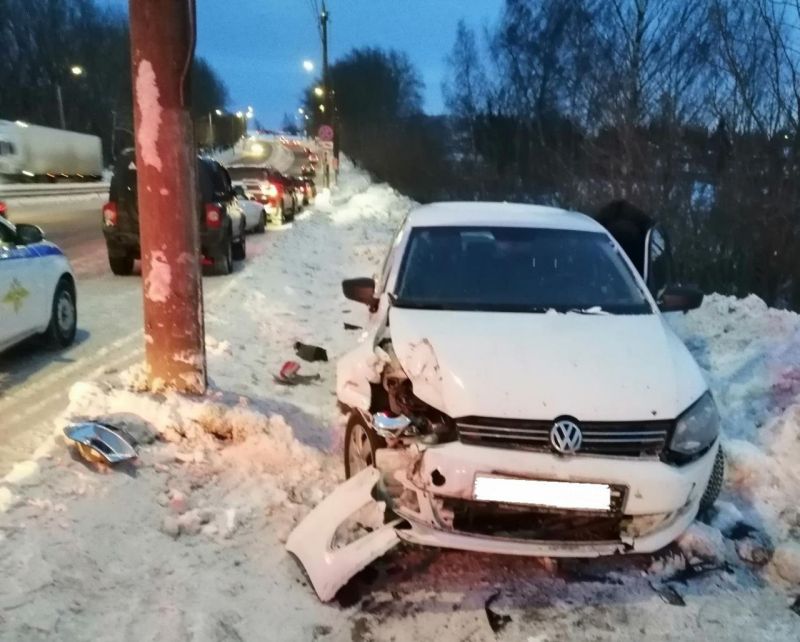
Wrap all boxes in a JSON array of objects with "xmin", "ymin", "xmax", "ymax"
[
  {"xmin": 387, "ymin": 440, "xmax": 718, "ymax": 556},
  {"xmin": 287, "ymin": 441, "xmax": 718, "ymax": 601}
]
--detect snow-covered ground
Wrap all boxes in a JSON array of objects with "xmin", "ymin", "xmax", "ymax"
[{"xmin": 1, "ymin": 161, "xmax": 798, "ymax": 640}]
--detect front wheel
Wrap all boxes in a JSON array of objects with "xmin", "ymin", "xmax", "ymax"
[
  {"xmin": 44, "ymin": 278, "xmax": 77, "ymax": 348},
  {"xmin": 108, "ymin": 253, "xmax": 134, "ymax": 276},
  {"xmin": 232, "ymin": 228, "xmax": 246, "ymax": 261},
  {"xmin": 256, "ymin": 210, "xmax": 267, "ymax": 233},
  {"xmin": 699, "ymin": 447, "xmax": 725, "ymax": 513},
  {"xmin": 343, "ymin": 411, "xmax": 386, "ymax": 479}
]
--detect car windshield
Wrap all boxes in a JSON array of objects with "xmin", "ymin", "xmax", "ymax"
[{"xmin": 394, "ymin": 226, "xmax": 651, "ymax": 314}]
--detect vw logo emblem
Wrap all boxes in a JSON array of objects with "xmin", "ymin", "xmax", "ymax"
[{"xmin": 550, "ymin": 420, "xmax": 582, "ymax": 454}]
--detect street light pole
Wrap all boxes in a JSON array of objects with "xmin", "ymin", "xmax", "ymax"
[
  {"xmin": 129, "ymin": 0, "xmax": 206, "ymax": 394},
  {"xmin": 56, "ymin": 84, "xmax": 66, "ymax": 129},
  {"xmin": 320, "ymin": 0, "xmax": 332, "ymax": 188}
]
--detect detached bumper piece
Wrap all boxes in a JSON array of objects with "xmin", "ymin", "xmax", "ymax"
[
  {"xmin": 285, "ymin": 467, "xmax": 401, "ymax": 602},
  {"xmin": 63, "ymin": 422, "xmax": 137, "ymax": 465}
]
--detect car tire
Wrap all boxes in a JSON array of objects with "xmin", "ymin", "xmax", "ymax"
[
  {"xmin": 343, "ymin": 410, "xmax": 386, "ymax": 479},
  {"xmin": 232, "ymin": 229, "xmax": 246, "ymax": 261},
  {"xmin": 44, "ymin": 277, "xmax": 77, "ymax": 348},
  {"xmin": 699, "ymin": 446, "xmax": 725, "ymax": 513},
  {"xmin": 256, "ymin": 210, "xmax": 267, "ymax": 234},
  {"xmin": 108, "ymin": 254, "xmax": 134, "ymax": 276},
  {"xmin": 213, "ymin": 233, "xmax": 233, "ymax": 276}
]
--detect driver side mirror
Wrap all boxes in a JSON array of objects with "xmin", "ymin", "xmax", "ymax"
[
  {"xmin": 15, "ymin": 223, "xmax": 44, "ymax": 245},
  {"xmin": 658, "ymin": 284, "xmax": 703, "ymax": 313},
  {"xmin": 342, "ymin": 277, "xmax": 377, "ymax": 309}
]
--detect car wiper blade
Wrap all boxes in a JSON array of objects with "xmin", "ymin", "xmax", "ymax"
[{"xmin": 564, "ymin": 306, "xmax": 611, "ymax": 315}]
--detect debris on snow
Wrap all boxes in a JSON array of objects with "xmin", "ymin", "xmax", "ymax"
[
  {"xmin": 649, "ymin": 581, "xmax": 686, "ymax": 607},
  {"xmin": 294, "ymin": 341, "xmax": 329, "ymax": 363},
  {"xmin": 677, "ymin": 522, "xmax": 727, "ymax": 562},
  {"xmin": 771, "ymin": 542, "xmax": 800, "ymax": 584},
  {"xmin": 484, "ymin": 591, "xmax": 514, "ymax": 633}
]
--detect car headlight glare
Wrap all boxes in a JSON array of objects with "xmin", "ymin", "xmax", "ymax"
[{"xmin": 670, "ymin": 392, "xmax": 720, "ymax": 455}]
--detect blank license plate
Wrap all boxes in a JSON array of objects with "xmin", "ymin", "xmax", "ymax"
[{"xmin": 473, "ymin": 474, "xmax": 612, "ymax": 511}]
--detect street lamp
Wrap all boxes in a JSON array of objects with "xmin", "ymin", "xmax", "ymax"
[
  {"xmin": 302, "ymin": 60, "xmax": 314, "ymax": 72},
  {"xmin": 236, "ymin": 111, "xmax": 244, "ymax": 118},
  {"xmin": 298, "ymin": 107, "xmax": 305, "ymax": 115},
  {"xmin": 214, "ymin": 109, "xmax": 223, "ymax": 116},
  {"xmin": 314, "ymin": 86, "xmax": 324, "ymax": 98},
  {"xmin": 57, "ymin": 65, "xmax": 86, "ymax": 129}
]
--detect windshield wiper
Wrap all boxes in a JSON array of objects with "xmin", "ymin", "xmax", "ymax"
[{"xmin": 564, "ymin": 306, "xmax": 611, "ymax": 315}]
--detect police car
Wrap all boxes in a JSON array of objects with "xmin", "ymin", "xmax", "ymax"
[{"xmin": 0, "ymin": 216, "xmax": 77, "ymax": 353}]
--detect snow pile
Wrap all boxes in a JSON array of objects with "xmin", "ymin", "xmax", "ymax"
[
  {"xmin": 670, "ymin": 294, "xmax": 800, "ymax": 582},
  {"xmin": 62, "ymin": 380, "xmax": 339, "ymax": 542}
]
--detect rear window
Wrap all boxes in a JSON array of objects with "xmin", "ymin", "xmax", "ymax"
[{"xmin": 228, "ymin": 166, "xmax": 270, "ymax": 182}]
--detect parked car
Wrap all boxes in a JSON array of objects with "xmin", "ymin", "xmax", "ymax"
[
  {"xmin": 232, "ymin": 185, "xmax": 267, "ymax": 233},
  {"xmin": 0, "ymin": 216, "xmax": 77, "ymax": 352},
  {"xmin": 287, "ymin": 201, "xmax": 722, "ymax": 601},
  {"xmin": 287, "ymin": 175, "xmax": 307, "ymax": 208},
  {"xmin": 228, "ymin": 165, "xmax": 295, "ymax": 225},
  {"xmin": 297, "ymin": 176, "xmax": 316, "ymax": 205},
  {"xmin": 102, "ymin": 150, "xmax": 246, "ymax": 276}
]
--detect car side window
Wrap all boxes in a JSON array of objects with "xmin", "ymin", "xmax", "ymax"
[
  {"xmin": 647, "ymin": 226, "xmax": 673, "ymax": 297},
  {"xmin": 0, "ymin": 218, "xmax": 16, "ymax": 247}
]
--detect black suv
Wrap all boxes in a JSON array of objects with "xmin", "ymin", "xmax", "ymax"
[{"xmin": 102, "ymin": 150, "xmax": 247, "ymax": 276}]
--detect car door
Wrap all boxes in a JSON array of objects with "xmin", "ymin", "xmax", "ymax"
[
  {"xmin": 0, "ymin": 219, "xmax": 44, "ymax": 349},
  {"xmin": 644, "ymin": 224, "xmax": 674, "ymax": 299}
]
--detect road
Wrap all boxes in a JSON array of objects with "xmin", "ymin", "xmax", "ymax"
[
  {"xmin": 0, "ymin": 141, "xmax": 313, "ymax": 476},
  {"xmin": 0, "ymin": 196, "xmax": 271, "ymax": 476}
]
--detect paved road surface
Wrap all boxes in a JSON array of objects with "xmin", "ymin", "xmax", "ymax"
[{"xmin": 0, "ymin": 195, "xmax": 272, "ymax": 476}]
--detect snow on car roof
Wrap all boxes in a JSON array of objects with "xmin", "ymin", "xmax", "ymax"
[{"xmin": 407, "ymin": 201, "xmax": 604, "ymax": 233}]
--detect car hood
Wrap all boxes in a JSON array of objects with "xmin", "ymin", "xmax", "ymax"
[{"xmin": 388, "ymin": 307, "xmax": 705, "ymax": 422}]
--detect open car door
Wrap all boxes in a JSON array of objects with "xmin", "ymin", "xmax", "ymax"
[{"xmin": 595, "ymin": 200, "xmax": 674, "ymax": 300}]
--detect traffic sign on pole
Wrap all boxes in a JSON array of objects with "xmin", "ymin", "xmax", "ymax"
[{"xmin": 318, "ymin": 125, "xmax": 334, "ymax": 142}]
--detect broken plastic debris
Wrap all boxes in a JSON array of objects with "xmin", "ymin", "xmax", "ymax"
[
  {"xmin": 294, "ymin": 342, "xmax": 328, "ymax": 362},
  {"xmin": 343, "ymin": 322, "xmax": 362, "ymax": 331},
  {"xmin": 274, "ymin": 360, "xmax": 321, "ymax": 386},
  {"xmin": 285, "ymin": 466, "xmax": 401, "ymax": 602},
  {"xmin": 63, "ymin": 421, "xmax": 137, "ymax": 465}
]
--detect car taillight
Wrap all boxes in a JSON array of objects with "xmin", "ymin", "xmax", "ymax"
[
  {"xmin": 260, "ymin": 182, "xmax": 279, "ymax": 198},
  {"xmin": 205, "ymin": 203, "xmax": 222, "ymax": 229},
  {"xmin": 102, "ymin": 201, "xmax": 117, "ymax": 226}
]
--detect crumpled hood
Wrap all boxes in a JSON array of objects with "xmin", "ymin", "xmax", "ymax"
[{"xmin": 389, "ymin": 307, "xmax": 705, "ymax": 421}]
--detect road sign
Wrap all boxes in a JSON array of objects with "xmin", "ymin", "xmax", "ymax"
[{"xmin": 318, "ymin": 124, "xmax": 334, "ymax": 142}]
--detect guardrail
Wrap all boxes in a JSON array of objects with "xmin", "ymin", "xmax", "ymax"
[{"xmin": 0, "ymin": 182, "xmax": 110, "ymax": 199}]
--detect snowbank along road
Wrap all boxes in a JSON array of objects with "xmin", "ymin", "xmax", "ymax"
[{"xmin": 0, "ymin": 161, "xmax": 799, "ymax": 641}]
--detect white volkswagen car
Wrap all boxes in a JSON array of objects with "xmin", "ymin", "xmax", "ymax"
[
  {"xmin": 288, "ymin": 202, "xmax": 724, "ymax": 600},
  {"xmin": 0, "ymin": 216, "xmax": 77, "ymax": 353}
]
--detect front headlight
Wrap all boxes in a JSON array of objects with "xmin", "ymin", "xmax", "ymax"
[{"xmin": 670, "ymin": 392, "xmax": 720, "ymax": 456}]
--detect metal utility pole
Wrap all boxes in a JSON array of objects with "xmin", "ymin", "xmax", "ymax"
[
  {"xmin": 129, "ymin": 0, "xmax": 206, "ymax": 394},
  {"xmin": 56, "ymin": 85, "xmax": 66, "ymax": 129},
  {"xmin": 320, "ymin": 0, "xmax": 332, "ymax": 188}
]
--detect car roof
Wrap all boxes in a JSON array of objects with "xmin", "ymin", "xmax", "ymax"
[{"xmin": 407, "ymin": 202, "xmax": 605, "ymax": 233}]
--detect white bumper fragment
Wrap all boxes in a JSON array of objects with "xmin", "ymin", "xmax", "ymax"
[{"xmin": 285, "ymin": 467, "xmax": 400, "ymax": 602}]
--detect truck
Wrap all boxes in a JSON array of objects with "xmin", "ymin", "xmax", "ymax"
[{"xmin": 0, "ymin": 120, "xmax": 103, "ymax": 183}]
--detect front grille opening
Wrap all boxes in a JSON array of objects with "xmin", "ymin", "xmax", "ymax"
[
  {"xmin": 443, "ymin": 498, "xmax": 623, "ymax": 541},
  {"xmin": 457, "ymin": 416, "xmax": 671, "ymax": 457}
]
